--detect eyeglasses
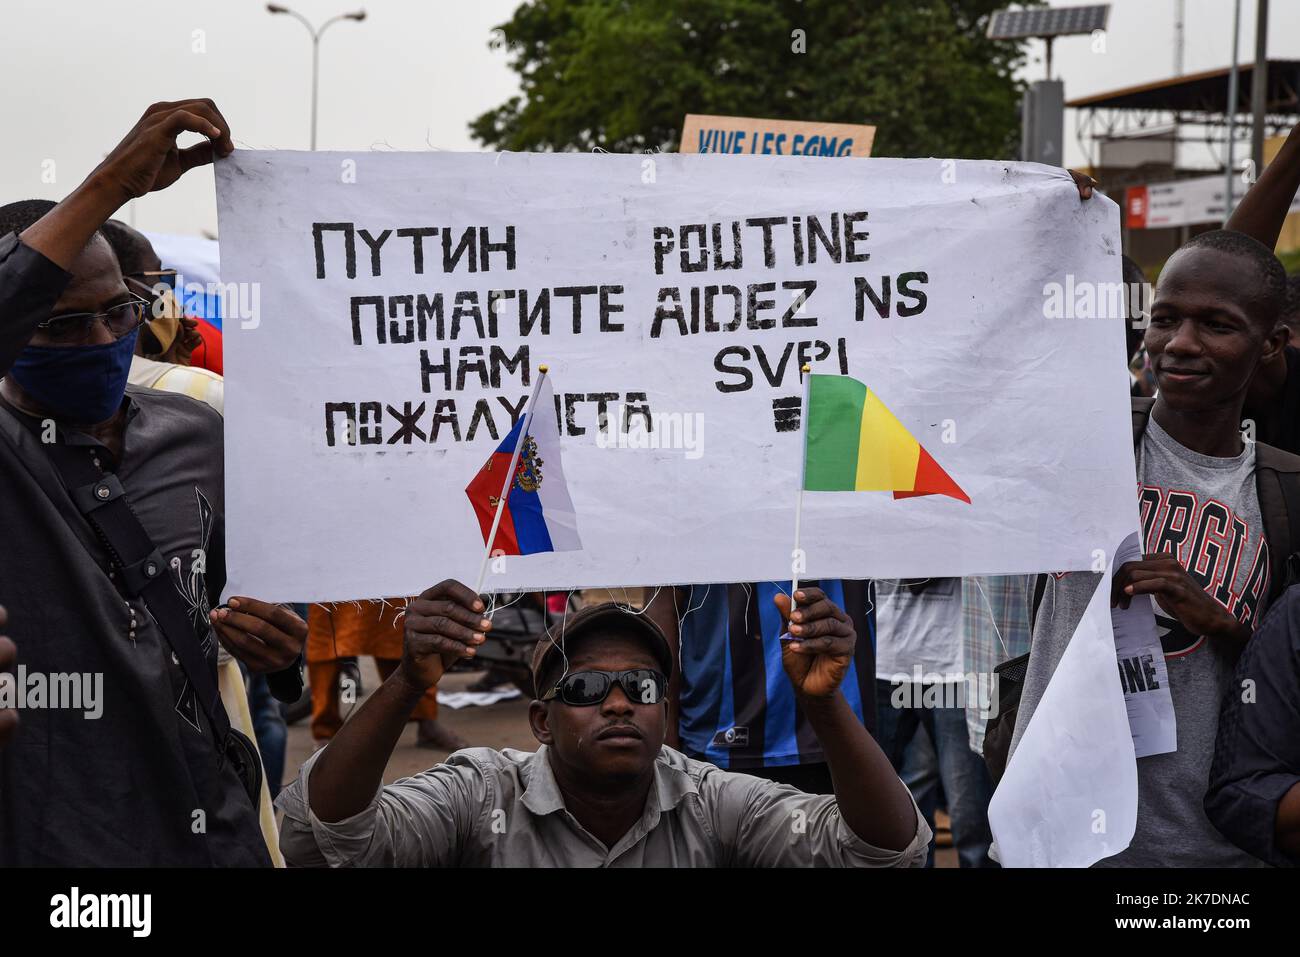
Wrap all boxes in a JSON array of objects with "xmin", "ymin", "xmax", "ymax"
[
  {"xmin": 36, "ymin": 297, "xmax": 150, "ymax": 345},
  {"xmin": 126, "ymin": 269, "xmax": 178, "ymax": 291},
  {"xmin": 542, "ymin": 669, "xmax": 668, "ymax": 706}
]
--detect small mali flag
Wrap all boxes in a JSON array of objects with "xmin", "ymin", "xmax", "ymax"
[{"xmin": 802, "ymin": 374, "xmax": 970, "ymax": 504}]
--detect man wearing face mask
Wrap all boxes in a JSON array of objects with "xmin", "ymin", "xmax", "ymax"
[{"xmin": 0, "ymin": 100, "xmax": 306, "ymax": 866}]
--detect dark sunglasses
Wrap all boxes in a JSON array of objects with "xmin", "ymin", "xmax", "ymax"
[
  {"xmin": 36, "ymin": 297, "xmax": 150, "ymax": 345},
  {"xmin": 542, "ymin": 669, "xmax": 667, "ymax": 706}
]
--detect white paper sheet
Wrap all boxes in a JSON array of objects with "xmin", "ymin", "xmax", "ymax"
[
  {"xmin": 988, "ymin": 545, "xmax": 1139, "ymax": 867},
  {"xmin": 436, "ymin": 688, "xmax": 522, "ymax": 709},
  {"xmin": 1111, "ymin": 532, "xmax": 1178, "ymax": 758}
]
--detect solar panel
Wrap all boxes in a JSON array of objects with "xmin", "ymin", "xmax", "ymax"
[{"xmin": 987, "ymin": 4, "xmax": 1110, "ymax": 40}]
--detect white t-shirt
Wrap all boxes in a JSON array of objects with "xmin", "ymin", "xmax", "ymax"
[{"xmin": 874, "ymin": 577, "xmax": 964, "ymax": 682}]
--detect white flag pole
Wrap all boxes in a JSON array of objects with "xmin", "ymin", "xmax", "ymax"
[
  {"xmin": 790, "ymin": 363, "xmax": 812, "ymax": 605},
  {"xmin": 473, "ymin": 365, "xmax": 549, "ymax": 598}
]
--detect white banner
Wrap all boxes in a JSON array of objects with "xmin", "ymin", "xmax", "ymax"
[{"xmin": 215, "ymin": 151, "xmax": 1136, "ymax": 602}]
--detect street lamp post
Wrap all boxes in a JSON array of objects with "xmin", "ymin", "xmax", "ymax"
[
  {"xmin": 1225, "ymin": 0, "xmax": 1241, "ymax": 224},
  {"xmin": 266, "ymin": 4, "xmax": 367, "ymax": 150}
]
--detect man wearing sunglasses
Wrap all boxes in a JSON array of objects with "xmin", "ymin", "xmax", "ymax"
[
  {"xmin": 278, "ymin": 579, "xmax": 929, "ymax": 867},
  {"xmin": 0, "ymin": 100, "xmax": 306, "ymax": 865}
]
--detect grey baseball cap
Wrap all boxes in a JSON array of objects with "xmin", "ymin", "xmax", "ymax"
[{"xmin": 530, "ymin": 602, "xmax": 674, "ymax": 697}]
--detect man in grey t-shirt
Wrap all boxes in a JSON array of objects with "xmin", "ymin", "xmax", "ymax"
[{"xmin": 1011, "ymin": 230, "xmax": 1296, "ymax": 867}]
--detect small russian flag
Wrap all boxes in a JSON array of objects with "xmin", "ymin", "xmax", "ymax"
[{"xmin": 465, "ymin": 377, "xmax": 582, "ymax": 555}]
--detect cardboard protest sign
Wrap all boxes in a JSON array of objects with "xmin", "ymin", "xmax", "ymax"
[
  {"xmin": 215, "ymin": 151, "xmax": 1135, "ymax": 602},
  {"xmin": 681, "ymin": 114, "xmax": 875, "ymax": 157}
]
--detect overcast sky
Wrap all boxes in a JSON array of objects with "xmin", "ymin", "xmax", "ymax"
[{"xmin": 1, "ymin": 0, "xmax": 1295, "ymax": 237}]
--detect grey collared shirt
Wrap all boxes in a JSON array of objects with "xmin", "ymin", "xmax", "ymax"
[{"xmin": 277, "ymin": 744, "xmax": 931, "ymax": 867}]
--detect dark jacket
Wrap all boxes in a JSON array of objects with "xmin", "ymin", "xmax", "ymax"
[
  {"xmin": 0, "ymin": 232, "xmax": 268, "ymax": 865},
  {"xmin": 1205, "ymin": 585, "xmax": 1300, "ymax": 867}
]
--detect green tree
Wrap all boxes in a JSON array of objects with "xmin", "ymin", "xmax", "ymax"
[{"xmin": 471, "ymin": 0, "xmax": 1035, "ymax": 159}]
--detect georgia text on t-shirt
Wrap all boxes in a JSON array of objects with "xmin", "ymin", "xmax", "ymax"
[{"xmin": 1137, "ymin": 483, "xmax": 1269, "ymax": 655}]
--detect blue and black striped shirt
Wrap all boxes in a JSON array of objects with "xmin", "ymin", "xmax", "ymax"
[{"xmin": 677, "ymin": 581, "xmax": 877, "ymax": 770}]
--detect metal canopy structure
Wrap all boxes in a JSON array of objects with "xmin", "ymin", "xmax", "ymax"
[
  {"xmin": 1071, "ymin": 59, "xmax": 1300, "ymax": 166},
  {"xmin": 1069, "ymin": 59, "xmax": 1300, "ymax": 115}
]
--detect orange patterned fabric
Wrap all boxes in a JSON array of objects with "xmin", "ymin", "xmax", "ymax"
[
  {"xmin": 307, "ymin": 600, "xmax": 410, "ymax": 660},
  {"xmin": 307, "ymin": 600, "xmax": 437, "ymax": 739}
]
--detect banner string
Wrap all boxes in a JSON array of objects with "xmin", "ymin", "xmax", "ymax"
[{"xmin": 973, "ymin": 577, "xmax": 1011, "ymax": 659}]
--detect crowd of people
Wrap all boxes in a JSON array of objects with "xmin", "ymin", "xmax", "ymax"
[{"xmin": 2, "ymin": 98, "xmax": 1300, "ymax": 868}]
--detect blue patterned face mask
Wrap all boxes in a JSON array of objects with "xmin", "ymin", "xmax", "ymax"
[{"xmin": 8, "ymin": 329, "xmax": 139, "ymax": 424}]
